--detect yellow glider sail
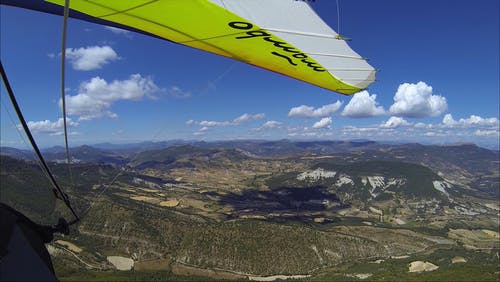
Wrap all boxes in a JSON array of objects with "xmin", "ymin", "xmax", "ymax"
[{"xmin": 47, "ymin": 0, "xmax": 376, "ymax": 95}]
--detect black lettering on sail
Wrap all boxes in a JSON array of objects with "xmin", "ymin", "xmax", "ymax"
[
  {"xmin": 228, "ymin": 21, "xmax": 253, "ymax": 30},
  {"xmin": 229, "ymin": 21, "xmax": 326, "ymax": 72},
  {"xmin": 271, "ymin": 51, "xmax": 297, "ymax": 66},
  {"xmin": 301, "ymin": 58, "xmax": 326, "ymax": 72},
  {"xmin": 292, "ymin": 53, "xmax": 308, "ymax": 59},
  {"xmin": 264, "ymin": 37, "xmax": 299, "ymax": 54},
  {"xmin": 236, "ymin": 30, "xmax": 272, "ymax": 39}
]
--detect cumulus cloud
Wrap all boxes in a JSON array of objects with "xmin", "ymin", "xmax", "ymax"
[
  {"xmin": 192, "ymin": 126, "xmax": 209, "ymax": 136},
  {"xmin": 474, "ymin": 129, "xmax": 499, "ymax": 136},
  {"xmin": 339, "ymin": 112, "xmax": 499, "ymax": 147},
  {"xmin": 24, "ymin": 118, "xmax": 79, "ymax": 135},
  {"xmin": 189, "ymin": 113, "xmax": 266, "ymax": 127},
  {"xmin": 288, "ymin": 101, "xmax": 343, "ymax": 118},
  {"xmin": 233, "ymin": 113, "xmax": 266, "ymax": 124},
  {"xmin": 389, "ymin": 81, "xmax": 447, "ymax": 117},
  {"xmin": 380, "ymin": 116, "xmax": 410, "ymax": 128},
  {"xmin": 63, "ymin": 74, "xmax": 160, "ymax": 120},
  {"xmin": 441, "ymin": 114, "xmax": 499, "ymax": 128},
  {"xmin": 312, "ymin": 117, "xmax": 332, "ymax": 129},
  {"xmin": 442, "ymin": 114, "xmax": 456, "ymax": 126},
  {"xmin": 66, "ymin": 46, "xmax": 118, "ymax": 71},
  {"xmin": 199, "ymin": 120, "xmax": 231, "ymax": 127},
  {"xmin": 341, "ymin": 91, "xmax": 385, "ymax": 118},
  {"xmin": 257, "ymin": 120, "xmax": 283, "ymax": 130}
]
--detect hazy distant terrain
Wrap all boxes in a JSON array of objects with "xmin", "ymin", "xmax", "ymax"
[{"xmin": 1, "ymin": 140, "xmax": 499, "ymax": 281}]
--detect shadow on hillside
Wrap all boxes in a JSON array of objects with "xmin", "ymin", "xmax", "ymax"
[{"xmin": 217, "ymin": 186, "xmax": 347, "ymax": 223}]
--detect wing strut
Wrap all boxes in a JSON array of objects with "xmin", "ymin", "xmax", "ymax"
[
  {"xmin": 0, "ymin": 61, "xmax": 80, "ymax": 225},
  {"xmin": 60, "ymin": 0, "xmax": 76, "ymax": 204}
]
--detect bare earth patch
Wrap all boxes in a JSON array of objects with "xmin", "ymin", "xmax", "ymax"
[
  {"xmin": 159, "ymin": 199, "xmax": 180, "ymax": 207},
  {"xmin": 55, "ymin": 240, "xmax": 82, "ymax": 253},
  {"xmin": 391, "ymin": 255, "xmax": 410, "ymax": 259},
  {"xmin": 139, "ymin": 188, "xmax": 160, "ymax": 193},
  {"xmin": 107, "ymin": 256, "xmax": 134, "ymax": 271},
  {"xmin": 130, "ymin": 195, "xmax": 161, "ymax": 204},
  {"xmin": 451, "ymin": 256, "xmax": 467, "ymax": 263},
  {"xmin": 248, "ymin": 274, "xmax": 311, "ymax": 281},
  {"xmin": 394, "ymin": 218, "xmax": 406, "ymax": 225},
  {"xmin": 408, "ymin": 261, "xmax": 439, "ymax": 273},
  {"xmin": 484, "ymin": 203, "xmax": 499, "ymax": 211},
  {"xmin": 345, "ymin": 273, "xmax": 373, "ymax": 280},
  {"xmin": 448, "ymin": 229, "xmax": 500, "ymax": 249},
  {"xmin": 481, "ymin": 229, "xmax": 499, "ymax": 239},
  {"xmin": 369, "ymin": 207, "xmax": 383, "ymax": 215}
]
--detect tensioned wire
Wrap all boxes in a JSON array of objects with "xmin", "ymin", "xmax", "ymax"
[
  {"xmin": 0, "ymin": 90, "xmax": 74, "ymax": 222},
  {"xmin": 60, "ymin": 0, "xmax": 77, "ymax": 212},
  {"xmin": 0, "ymin": 61, "xmax": 80, "ymax": 223},
  {"xmin": 0, "ymin": 92, "xmax": 52, "ymax": 183},
  {"xmin": 52, "ymin": 1, "xmax": 240, "ymax": 216},
  {"xmin": 336, "ymin": 0, "xmax": 341, "ymax": 36},
  {"xmin": 81, "ymin": 61, "xmax": 238, "ymax": 215}
]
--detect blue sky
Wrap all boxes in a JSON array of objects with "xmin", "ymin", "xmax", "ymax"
[{"xmin": 1, "ymin": 0, "xmax": 499, "ymax": 149}]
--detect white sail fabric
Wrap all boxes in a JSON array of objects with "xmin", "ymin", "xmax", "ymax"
[{"xmin": 209, "ymin": 0, "xmax": 376, "ymax": 89}]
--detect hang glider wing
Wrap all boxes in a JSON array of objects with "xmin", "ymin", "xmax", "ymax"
[{"xmin": 3, "ymin": 0, "xmax": 376, "ymax": 94}]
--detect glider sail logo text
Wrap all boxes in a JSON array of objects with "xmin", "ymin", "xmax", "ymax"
[{"xmin": 229, "ymin": 21, "xmax": 326, "ymax": 72}]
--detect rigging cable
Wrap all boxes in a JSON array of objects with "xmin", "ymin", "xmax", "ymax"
[
  {"xmin": 336, "ymin": 0, "xmax": 341, "ymax": 36},
  {"xmin": 0, "ymin": 95, "xmax": 34, "ymax": 156},
  {"xmin": 0, "ymin": 61, "xmax": 80, "ymax": 224},
  {"xmin": 82, "ymin": 60, "xmax": 239, "ymax": 214},
  {"xmin": 0, "ymin": 94, "xmax": 54, "ymax": 185},
  {"xmin": 60, "ymin": 0, "xmax": 76, "ymax": 197}
]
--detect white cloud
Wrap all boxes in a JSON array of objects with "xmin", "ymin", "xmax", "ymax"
[
  {"xmin": 441, "ymin": 114, "xmax": 499, "ymax": 128},
  {"xmin": 288, "ymin": 101, "xmax": 343, "ymax": 118},
  {"xmin": 474, "ymin": 129, "xmax": 499, "ymax": 136},
  {"xmin": 380, "ymin": 116, "xmax": 410, "ymax": 128},
  {"xmin": 193, "ymin": 131, "xmax": 205, "ymax": 136},
  {"xmin": 389, "ymin": 81, "xmax": 447, "ymax": 117},
  {"xmin": 339, "ymin": 112, "xmax": 499, "ymax": 147},
  {"xmin": 341, "ymin": 91, "xmax": 385, "ymax": 118},
  {"xmin": 190, "ymin": 113, "xmax": 266, "ymax": 127},
  {"xmin": 257, "ymin": 120, "xmax": 283, "ymax": 130},
  {"xmin": 414, "ymin": 122, "xmax": 430, "ymax": 128},
  {"xmin": 442, "ymin": 113, "xmax": 457, "ymax": 126},
  {"xmin": 199, "ymin": 120, "xmax": 230, "ymax": 127},
  {"xmin": 312, "ymin": 117, "xmax": 332, "ymax": 129},
  {"xmin": 192, "ymin": 126, "xmax": 209, "ymax": 136},
  {"xmin": 342, "ymin": 125, "xmax": 379, "ymax": 133},
  {"xmin": 233, "ymin": 113, "xmax": 266, "ymax": 124},
  {"xmin": 105, "ymin": 26, "xmax": 131, "ymax": 35},
  {"xmin": 66, "ymin": 46, "xmax": 118, "ymax": 71},
  {"xmin": 25, "ymin": 118, "xmax": 79, "ymax": 135},
  {"xmin": 63, "ymin": 74, "xmax": 160, "ymax": 120},
  {"xmin": 167, "ymin": 86, "xmax": 191, "ymax": 99}
]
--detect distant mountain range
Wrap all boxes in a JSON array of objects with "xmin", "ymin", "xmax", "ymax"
[
  {"xmin": 1, "ymin": 140, "xmax": 498, "ymax": 201},
  {"xmin": 1, "ymin": 140, "xmax": 499, "ymax": 280},
  {"xmin": 1, "ymin": 139, "xmax": 393, "ymax": 161}
]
